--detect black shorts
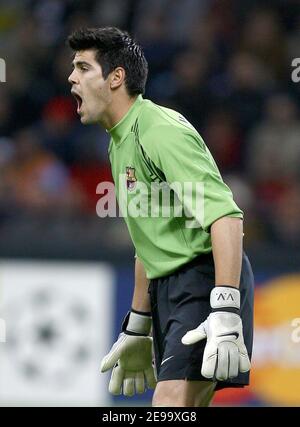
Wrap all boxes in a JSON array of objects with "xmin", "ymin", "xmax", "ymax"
[{"xmin": 148, "ymin": 252, "xmax": 254, "ymax": 390}]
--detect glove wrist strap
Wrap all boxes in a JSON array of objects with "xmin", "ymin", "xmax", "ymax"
[
  {"xmin": 211, "ymin": 306, "xmax": 240, "ymax": 315},
  {"xmin": 122, "ymin": 311, "xmax": 152, "ymax": 335},
  {"xmin": 210, "ymin": 286, "xmax": 240, "ymax": 313}
]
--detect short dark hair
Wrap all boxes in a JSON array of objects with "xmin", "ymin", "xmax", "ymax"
[{"xmin": 68, "ymin": 27, "xmax": 148, "ymax": 97}]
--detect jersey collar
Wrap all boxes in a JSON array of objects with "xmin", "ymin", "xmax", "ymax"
[{"xmin": 108, "ymin": 95, "xmax": 144, "ymax": 144}]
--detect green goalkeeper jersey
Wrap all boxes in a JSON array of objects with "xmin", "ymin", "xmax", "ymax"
[{"xmin": 108, "ymin": 95, "xmax": 243, "ymax": 279}]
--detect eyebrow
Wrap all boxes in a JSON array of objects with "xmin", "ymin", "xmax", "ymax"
[{"xmin": 72, "ymin": 60, "xmax": 92, "ymax": 68}]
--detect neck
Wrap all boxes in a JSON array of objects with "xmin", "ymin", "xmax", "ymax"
[{"xmin": 100, "ymin": 95, "xmax": 138, "ymax": 130}]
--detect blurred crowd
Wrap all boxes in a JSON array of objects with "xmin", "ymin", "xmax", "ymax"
[{"xmin": 1, "ymin": 0, "xmax": 300, "ymax": 251}]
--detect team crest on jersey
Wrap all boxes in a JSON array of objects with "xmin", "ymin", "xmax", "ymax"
[{"xmin": 126, "ymin": 166, "xmax": 137, "ymax": 191}]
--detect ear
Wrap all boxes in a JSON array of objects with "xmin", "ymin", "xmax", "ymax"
[{"xmin": 110, "ymin": 67, "xmax": 126, "ymax": 90}]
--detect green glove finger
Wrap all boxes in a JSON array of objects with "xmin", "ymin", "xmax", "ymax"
[
  {"xmin": 100, "ymin": 334, "xmax": 126, "ymax": 372},
  {"xmin": 145, "ymin": 365, "xmax": 156, "ymax": 389},
  {"xmin": 135, "ymin": 371, "xmax": 145, "ymax": 394},
  {"xmin": 108, "ymin": 364, "xmax": 124, "ymax": 395},
  {"xmin": 123, "ymin": 372, "xmax": 135, "ymax": 397}
]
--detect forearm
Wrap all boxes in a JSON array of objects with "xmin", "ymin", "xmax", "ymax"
[
  {"xmin": 210, "ymin": 216, "xmax": 243, "ymax": 288},
  {"xmin": 132, "ymin": 257, "xmax": 151, "ymax": 312}
]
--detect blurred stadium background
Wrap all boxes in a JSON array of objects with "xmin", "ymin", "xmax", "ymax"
[{"xmin": 0, "ymin": 0, "xmax": 300, "ymax": 407}]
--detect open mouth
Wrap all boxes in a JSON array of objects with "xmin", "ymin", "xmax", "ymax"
[{"xmin": 72, "ymin": 92, "xmax": 83, "ymax": 113}]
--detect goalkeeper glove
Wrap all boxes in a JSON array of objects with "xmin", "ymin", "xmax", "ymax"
[
  {"xmin": 181, "ymin": 286, "xmax": 250, "ymax": 381},
  {"xmin": 100, "ymin": 310, "xmax": 156, "ymax": 396}
]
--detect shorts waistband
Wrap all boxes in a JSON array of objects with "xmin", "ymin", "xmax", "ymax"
[{"xmin": 179, "ymin": 252, "xmax": 215, "ymax": 273}]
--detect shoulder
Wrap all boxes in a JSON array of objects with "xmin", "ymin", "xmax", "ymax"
[
  {"xmin": 137, "ymin": 99, "xmax": 202, "ymax": 151},
  {"xmin": 139, "ymin": 99, "xmax": 196, "ymax": 132}
]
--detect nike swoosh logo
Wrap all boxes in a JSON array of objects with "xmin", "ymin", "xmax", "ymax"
[
  {"xmin": 161, "ymin": 355, "xmax": 174, "ymax": 366},
  {"xmin": 217, "ymin": 332, "xmax": 239, "ymax": 339}
]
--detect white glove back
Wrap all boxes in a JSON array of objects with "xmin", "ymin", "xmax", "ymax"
[
  {"xmin": 181, "ymin": 286, "xmax": 250, "ymax": 381},
  {"xmin": 100, "ymin": 311, "xmax": 156, "ymax": 396}
]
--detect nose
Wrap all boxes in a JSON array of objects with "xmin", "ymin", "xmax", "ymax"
[{"xmin": 68, "ymin": 69, "xmax": 78, "ymax": 85}]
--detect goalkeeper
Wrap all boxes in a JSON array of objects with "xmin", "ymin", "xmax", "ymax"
[{"xmin": 68, "ymin": 27, "xmax": 254, "ymax": 407}]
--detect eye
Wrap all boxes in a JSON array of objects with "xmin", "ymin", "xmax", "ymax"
[{"xmin": 80, "ymin": 66, "xmax": 89, "ymax": 72}]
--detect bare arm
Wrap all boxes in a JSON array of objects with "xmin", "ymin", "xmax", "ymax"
[
  {"xmin": 182, "ymin": 217, "xmax": 250, "ymax": 380},
  {"xmin": 210, "ymin": 217, "xmax": 243, "ymax": 288},
  {"xmin": 132, "ymin": 257, "xmax": 151, "ymax": 312}
]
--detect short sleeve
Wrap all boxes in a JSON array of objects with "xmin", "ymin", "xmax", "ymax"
[{"xmin": 141, "ymin": 124, "xmax": 243, "ymax": 232}]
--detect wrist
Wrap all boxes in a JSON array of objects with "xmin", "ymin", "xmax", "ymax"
[
  {"xmin": 122, "ymin": 310, "xmax": 152, "ymax": 335},
  {"xmin": 131, "ymin": 308, "xmax": 151, "ymax": 316},
  {"xmin": 210, "ymin": 286, "xmax": 240, "ymax": 315}
]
